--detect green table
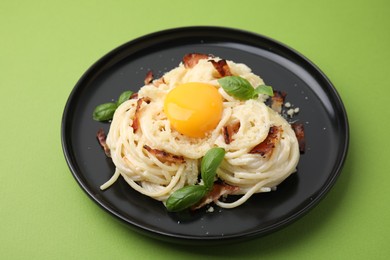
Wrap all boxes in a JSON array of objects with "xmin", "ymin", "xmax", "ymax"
[{"xmin": 1, "ymin": 0, "xmax": 389, "ymax": 259}]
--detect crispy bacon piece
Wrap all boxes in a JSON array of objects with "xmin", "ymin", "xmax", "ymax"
[
  {"xmin": 144, "ymin": 71, "xmax": 153, "ymax": 85},
  {"xmin": 210, "ymin": 59, "xmax": 232, "ymax": 77},
  {"xmin": 131, "ymin": 98, "xmax": 143, "ymax": 132},
  {"xmin": 130, "ymin": 92, "xmax": 138, "ymax": 99},
  {"xmin": 96, "ymin": 128, "xmax": 110, "ymax": 157},
  {"xmin": 291, "ymin": 123, "xmax": 306, "ymax": 153},
  {"xmin": 192, "ymin": 183, "xmax": 239, "ymax": 210},
  {"xmin": 153, "ymin": 77, "xmax": 165, "ymax": 87},
  {"xmin": 143, "ymin": 145, "xmax": 185, "ymax": 164},
  {"xmin": 131, "ymin": 98, "xmax": 151, "ymax": 132},
  {"xmin": 271, "ymin": 91, "xmax": 287, "ymax": 114},
  {"xmin": 222, "ymin": 121, "xmax": 241, "ymax": 144},
  {"xmin": 183, "ymin": 53, "xmax": 210, "ymax": 68},
  {"xmin": 250, "ymin": 126, "xmax": 282, "ymax": 157}
]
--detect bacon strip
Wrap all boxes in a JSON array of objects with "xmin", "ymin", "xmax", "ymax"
[
  {"xmin": 96, "ymin": 128, "xmax": 110, "ymax": 157},
  {"xmin": 192, "ymin": 183, "xmax": 239, "ymax": 210},
  {"xmin": 130, "ymin": 92, "xmax": 138, "ymax": 99},
  {"xmin": 249, "ymin": 126, "xmax": 282, "ymax": 157},
  {"xmin": 144, "ymin": 71, "xmax": 153, "ymax": 85},
  {"xmin": 183, "ymin": 53, "xmax": 210, "ymax": 68},
  {"xmin": 222, "ymin": 121, "xmax": 241, "ymax": 144},
  {"xmin": 143, "ymin": 145, "xmax": 185, "ymax": 164},
  {"xmin": 131, "ymin": 98, "xmax": 151, "ymax": 132},
  {"xmin": 271, "ymin": 91, "xmax": 287, "ymax": 114},
  {"xmin": 291, "ymin": 123, "xmax": 306, "ymax": 153},
  {"xmin": 210, "ymin": 59, "xmax": 232, "ymax": 77},
  {"xmin": 153, "ymin": 77, "xmax": 165, "ymax": 87},
  {"xmin": 131, "ymin": 98, "xmax": 143, "ymax": 132}
]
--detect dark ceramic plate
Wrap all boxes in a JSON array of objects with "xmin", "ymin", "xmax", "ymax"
[{"xmin": 61, "ymin": 26, "xmax": 349, "ymax": 244}]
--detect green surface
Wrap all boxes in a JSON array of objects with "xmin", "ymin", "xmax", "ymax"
[{"xmin": 1, "ymin": 0, "xmax": 389, "ymax": 259}]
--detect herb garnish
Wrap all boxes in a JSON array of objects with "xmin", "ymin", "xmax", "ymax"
[
  {"xmin": 166, "ymin": 147, "xmax": 225, "ymax": 212},
  {"xmin": 92, "ymin": 90, "xmax": 133, "ymax": 121},
  {"xmin": 218, "ymin": 76, "xmax": 273, "ymax": 100}
]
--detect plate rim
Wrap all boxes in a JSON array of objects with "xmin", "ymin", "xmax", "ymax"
[{"xmin": 61, "ymin": 26, "xmax": 349, "ymax": 244}]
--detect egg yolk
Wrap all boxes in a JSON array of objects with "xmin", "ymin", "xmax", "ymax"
[{"xmin": 164, "ymin": 82, "xmax": 223, "ymax": 138}]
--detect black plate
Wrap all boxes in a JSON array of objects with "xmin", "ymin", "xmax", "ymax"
[{"xmin": 61, "ymin": 26, "xmax": 349, "ymax": 244}]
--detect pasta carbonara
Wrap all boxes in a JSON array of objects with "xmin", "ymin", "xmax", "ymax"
[{"xmin": 99, "ymin": 53, "xmax": 300, "ymax": 210}]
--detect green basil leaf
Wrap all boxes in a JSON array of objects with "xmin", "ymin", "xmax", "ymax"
[
  {"xmin": 166, "ymin": 185, "xmax": 207, "ymax": 212},
  {"xmin": 254, "ymin": 85, "xmax": 274, "ymax": 97},
  {"xmin": 117, "ymin": 90, "xmax": 133, "ymax": 106},
  {"xmin": 218, "ymin": 76, "xmax": 254, "ymax": 100},
  {"xmin": 201, "ymin": 147, "xmax": 225, "ymax": 189},
  {"xmin": 92, "ymin": 102, "xmax": 118, "ymax": 121}
]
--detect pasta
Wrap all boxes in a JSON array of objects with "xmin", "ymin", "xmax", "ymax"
[{"xmin": 99, "ymin": 54, "xmax": 300, "ymax": 210}]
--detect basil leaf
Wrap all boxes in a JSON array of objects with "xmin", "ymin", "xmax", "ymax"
[
  {"xmin": 92, "ymin": 102, "xmax": 118, "ymax": 121},
  {"xmin": 166, "ymin": 147, "xmax": 225, "ymax": 211},
  {"xmin": 93, "ymin": 90, "xmax": 133, "ymax": 121},
  {"xmin": 201, "ymin": 147, "xmax": 225, "ymax": 189},
  {"xmin": 166, "ymin": 185, "xmax": 207, "ymax": 212},
  {"xmin": 254, "ymin": 85, "xmax": 274, "ymax": 97},
  {"xmin": 117, "ymin": 90, "xmax": 133, "ymax": 106},
  {"xmin": 218, "ymin": 76, "xmax": 254, "ymax": 100}
]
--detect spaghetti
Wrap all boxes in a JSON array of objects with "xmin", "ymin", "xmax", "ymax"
[{"xmin": 99, "ymin": 54, "xmax": 300, "ymax": 210}]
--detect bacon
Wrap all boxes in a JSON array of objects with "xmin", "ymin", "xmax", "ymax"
[
  {"xmin": 250, "ymin": 126, "xmax": 282, "ymax": 157},
  {"xmin": 183, "ymin": 53, "xmax": 210, "ymax": 68},
  {"xmin": 130, "ymin": 92, "xmax": 138, "ymax": 99},
  {"xmin": 291, "ymin": 123, "xmax": 306, "ymax": 153},
  {"xmin": 210, "ymin": 59, "xmax": 232, "ymax": 77},
  {"xmin": 222, "ymin": 121, "xmax": 241, "ymax": 144},
  {"xmin": 192, "ymin": 183, "xmax": 239, "ymax": 210},
  {"xmin": 131, "ymin": 98, "xmax": 151, "ymax": 132},
  {"xmin": 131, "ymin": 98, "xmax": 143, "ymax": 132},
  {"xmin": 271, "ymin": 91, "xmax": 287, "ymax": 114},
  {"xmin": 144, "ymin": 71, "xmax": 153, "ymax": 85},
  {"xmin": 153, "ymin": 77, "xmax": 165, "ymax": 87},
  {"xmin": 96, "ymin": 128, "xmax": 110, "ymax": 157},
  {"xmin": 143, "ymin": 145, "xmax": 185, "ymax": 164}
]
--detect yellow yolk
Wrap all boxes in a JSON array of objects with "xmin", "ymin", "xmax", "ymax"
[{"xmin": 164, "ymin": 82, "xmax": 223, "ymax": 138}]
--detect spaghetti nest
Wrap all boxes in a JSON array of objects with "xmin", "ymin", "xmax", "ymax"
[{"xmin": 102, "ymin": 56, "xmax": 300, "ymax": 209}]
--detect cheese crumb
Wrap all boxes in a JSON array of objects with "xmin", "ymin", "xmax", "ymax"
[
  {"xmin": 286, "ymin": 106, "xmax": 300, "ymax": 118},
  {"xmin": 287, "ymin": 109, "xmax": 295, "ymax": 117},
  {"xmin": 207, "ymin": 206, "xmax": 214, "ymax": 213}
]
